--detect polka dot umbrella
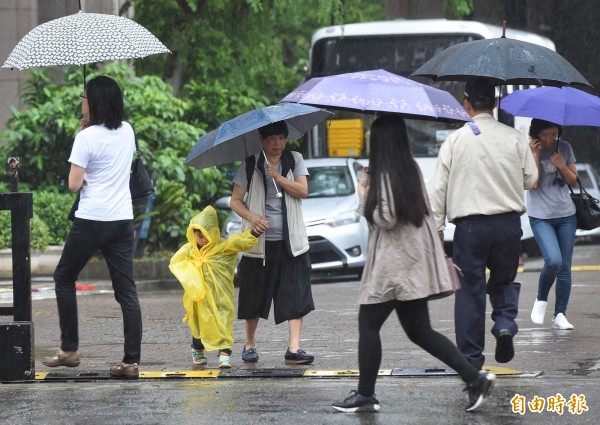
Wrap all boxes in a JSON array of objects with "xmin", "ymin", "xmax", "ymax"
[{"xmin": 1, "ymin": 10, "xmax": 170, "ymax": 84}]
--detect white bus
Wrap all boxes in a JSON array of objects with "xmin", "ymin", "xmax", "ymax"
[
  {"xmin": 305, "ymin": 19, "xmax": 555, "ymax": 159},
  {"xmin": 305, "ymin": 19, "xmax": 555, "ymax": 257}
]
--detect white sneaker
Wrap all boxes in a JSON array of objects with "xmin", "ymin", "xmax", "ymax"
[
  {"xmin": 552, "ymin": 313, "xmax": 574, "ymax": 330},
  {"xmin": 530, "ymin": 299, "xmax": 547, "ymax": 324}
]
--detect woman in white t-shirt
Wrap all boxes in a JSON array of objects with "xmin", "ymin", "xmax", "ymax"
[{"xmin": 42, "ymin": 76, "xmax": 142, "ymax": 378}]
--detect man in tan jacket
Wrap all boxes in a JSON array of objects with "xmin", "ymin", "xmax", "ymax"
[{"xmin": 428, "ymin": 77, "xmax": 538, "ymax": 370}]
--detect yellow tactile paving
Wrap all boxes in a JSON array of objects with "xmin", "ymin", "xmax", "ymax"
[
  {"xmin": 483, "ymin": 365, "xmax": 522, "ymax": 375},
  {"xmin": 35, "ymin": 371, "xmax": 49, "ymax": 380}
]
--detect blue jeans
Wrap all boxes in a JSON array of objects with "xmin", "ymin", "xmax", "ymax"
[
  {"xmin": 529, "ymin": 214, "xmax": 577, "ymax": 316},
  {"xmin": 453, "ymin": 212, "xmax": 522, "ymax": 369},
  {"xmin": 53, "ymin": 218, "xmax": 142, "ymax": 364}
]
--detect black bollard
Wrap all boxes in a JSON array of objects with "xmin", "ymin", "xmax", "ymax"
[{"xmin": 0, "ymin": 192, "xmax": 34, "ymax": 381}]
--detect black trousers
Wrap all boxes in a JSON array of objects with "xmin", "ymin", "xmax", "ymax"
[
  {"xmin": 236, "ymin": 240, "xmax": 314, "ymax": 324},
  {"xmin": 54, "ymin": 218, "xmax": 142, "ymax": 364},
  {"xmin": 357, "ymin": 298, "xmax": 479, "ymax": 397},
  {"xmin": 453, "ymin": 212, "xmax": 522, "ymax": 369}
]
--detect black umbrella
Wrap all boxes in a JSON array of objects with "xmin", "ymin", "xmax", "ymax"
[{"xmin": 411, "ymin": 23, "xmax": 590, "ymax": 87}]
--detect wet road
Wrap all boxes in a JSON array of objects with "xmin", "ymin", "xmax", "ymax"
[{"xmin": 1, "ymin": 244, "xmax": 600, "ymax": 424}]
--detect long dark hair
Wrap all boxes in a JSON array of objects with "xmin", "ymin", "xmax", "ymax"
[
  {"xmin": 85, "ymin": 76, "xmax": 124, "ymax": 130},
  {"xmin": 363, "ymin": 115, "xmax": 429, "ymax": 227}
]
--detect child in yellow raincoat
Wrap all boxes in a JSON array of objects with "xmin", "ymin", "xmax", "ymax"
[{"xmin": 169, "ymin": 205, "xmax": 261, "ymax": 368}]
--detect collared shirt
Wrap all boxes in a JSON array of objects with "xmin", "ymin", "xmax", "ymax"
[{"xmin": 427, "ymin": 113, "xmax": 538, "ymax": 231}]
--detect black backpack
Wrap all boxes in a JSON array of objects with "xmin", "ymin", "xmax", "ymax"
[{"xmin": 245, "ymin": 150, "xmax": 296, "ymax": 192}]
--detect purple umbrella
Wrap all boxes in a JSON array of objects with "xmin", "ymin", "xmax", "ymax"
[
  {"xmin": 500, "ymin": 86, "xmax": 600, "ymax": 126},
  {"xmin": 281, "ymin": 69, "xmax": 470, "ymax": 123}
]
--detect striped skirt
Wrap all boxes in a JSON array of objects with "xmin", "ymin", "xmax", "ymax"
[{"xmin": 236, "ymin": 240, "xmax": 314, "ymax": 324}]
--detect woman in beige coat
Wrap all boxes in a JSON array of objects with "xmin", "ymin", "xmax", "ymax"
[{"xmin": 332, "ymin": 116, "xmax": 495, "ymax": 414}]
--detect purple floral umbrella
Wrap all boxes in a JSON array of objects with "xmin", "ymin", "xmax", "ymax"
[{"xmin": 281, "ymin": 69, "xmax": 471, "ymax": 123}]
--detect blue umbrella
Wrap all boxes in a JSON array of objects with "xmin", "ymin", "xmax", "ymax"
[
  {"xmin": 500, "ymin": 86, "xmax": 600, "ymax": 126},
  {"xmin": 280, "ymin": 69, "xmax": 471, "ymax": 123},
  {"xmin": 185, "ymin": 103, "xmax": 332, "ymax": 170}
]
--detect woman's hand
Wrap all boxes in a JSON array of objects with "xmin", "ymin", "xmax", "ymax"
[
  {"xmin": 550, "ymin": 151, "xmax": 566, "ymax": 169},
  {"xmin": 529, "ymin": 138, "xmax": 541, "ymax": 152},
  {"xmin": 357, "ymin": 168, "xmax": 370, "ymax": 197},
  {"xmin": 80, "ymin": 116, "xmax": 90, "ymax": 130},
  {"xmin": 250, "ymin": 214, "xmax": 269, "ymax": 235},
  {"xmin": 265, "ymin": 163, "xmax": 282, "ymax": 183}
]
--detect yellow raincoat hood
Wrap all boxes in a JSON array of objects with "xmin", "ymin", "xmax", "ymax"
[{"xmin": 169, "ymin": 205, "xmax": 258, "ymax": 351}]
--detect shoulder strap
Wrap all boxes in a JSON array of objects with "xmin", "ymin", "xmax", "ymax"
[
  {"xmin": 245, "ymin": 154, "xmax": 256, "ymax": 192},
  {"xmin": 283, "ymin": 150, "xmax": 296, "ymax": 172},
  {"xmin": 127, "ymin": 121, "xmax": 141, "ymax": 156}
]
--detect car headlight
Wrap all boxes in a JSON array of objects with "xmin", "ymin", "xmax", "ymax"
[{"xmin": 325, "ymin": 210, "xmax": 361, "ymax": 227}]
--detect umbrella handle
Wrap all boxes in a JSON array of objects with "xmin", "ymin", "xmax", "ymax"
[{"xmin": 262, "ymin": 150, "xmax": 283, "ymax": 198}]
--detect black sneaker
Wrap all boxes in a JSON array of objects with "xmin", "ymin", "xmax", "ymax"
[
  {"xmin": 495, "ymin": 329, "xmax": 514, "ymax": 363},
  {"xmin": 241, "ymin": 346, "xmax": 258, "ymax": 363},
  {"xmin": 332, "ymin": 390, "xmax": 380, "ymax": 413},
  {"xmin": 465, "ymin": 371, "xmax": 496, "ymax": 412},
  {"xmin": 284, "ymin": 348, "xmax": 314, "ymax": 365}
]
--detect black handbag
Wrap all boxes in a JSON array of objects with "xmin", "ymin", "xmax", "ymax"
[
  {"xmin": 129, "ymin": 127, "xmax": 155, "ymax": 200},
  {"xmin": 569, "ymin": 176, "xmax": 600, "ymax": 230}
]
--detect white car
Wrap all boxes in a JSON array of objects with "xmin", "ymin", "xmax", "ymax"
[{"xmin": 218, "ymin": 157, "xmax": 368, "ymax": 278}]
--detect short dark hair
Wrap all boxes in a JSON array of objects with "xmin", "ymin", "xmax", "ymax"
[
  {"xmin": 529, "ymin": 118, "xmax": 563, "ymax": 139},
  {"xmin": 464, "ymin": 77, "xmax": 496, "ymax": 110},
  {"xmin": 258, "ymin": 121, "xmax": 288, "ymax": 138},
  {"xmin": 86, "ymin": 76, "xmax": 124, "ymax": 130}
]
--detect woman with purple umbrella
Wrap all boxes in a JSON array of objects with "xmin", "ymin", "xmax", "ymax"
[{"xmin": 528, "ymin": 119, "xmax": 579, "ymax": 330}]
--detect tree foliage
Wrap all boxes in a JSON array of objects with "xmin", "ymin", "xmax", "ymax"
[
  {"xmin": 0, "ymin": 1, "xmax": 386, "ymax": 254},
  {"xmin": 444, "ymin": 0, "xmax": 474, "ymax": 18},
  {"xmin": 133, "ymin": 0, "xmax": 384, "ymax": 102},
  {"xmin": 0, "ymin": 63, "xmax": 229, "ymax": 252}
]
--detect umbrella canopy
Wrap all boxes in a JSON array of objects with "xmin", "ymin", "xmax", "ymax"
[
  {"xmin": 185, "ymin": 103, "xmax": 333, "ymax": 170},
  {"xmin": 411, "ymin": 36, "xmax": 590, "ymax": 87},
  {"xmin": 281, "ymin": 69, "xmax": 471, "ymax": 123},
  {"xmin": 500, "ymin": 86, "xmax": 600, "ymax": 126},
  {"xmin": 2, "ymin": 10, "xmax": 170, "ymax": 83}
]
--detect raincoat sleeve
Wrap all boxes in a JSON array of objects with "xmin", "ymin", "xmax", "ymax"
[
  {"xmin": 221, "ymin": 229, "xmax": 260, "ymax": 254},
  {"xmin": 168, "ymin": 243, "xmax": 206, "ymax": 302}
]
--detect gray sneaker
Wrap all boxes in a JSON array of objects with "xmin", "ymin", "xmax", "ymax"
[
  {"xmin": 332, "ymin": 390, "xmax": 380, "ymax": 413},
  {"xmin": 465, "ymin": 371, "xmax": 496, "ymax": 412}
]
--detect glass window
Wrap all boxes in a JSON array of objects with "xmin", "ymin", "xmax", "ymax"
[{"xmin": 307, "ymin": 166, "xmax": 354, "ymax": 197}]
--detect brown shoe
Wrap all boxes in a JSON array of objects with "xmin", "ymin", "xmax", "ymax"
[
  {"xmin": 42, "ymin": 349, "xmax": 80, "ymax": 367},
  {"xmin": 110, "ymin": 362, "xmax": 139, "ymax": 379}
]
